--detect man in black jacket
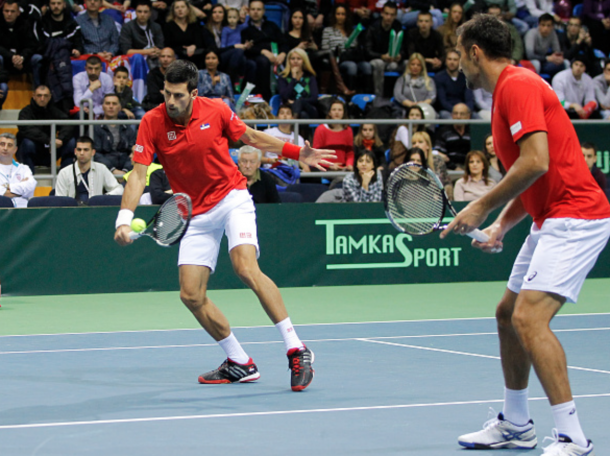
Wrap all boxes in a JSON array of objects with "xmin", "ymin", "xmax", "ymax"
[
  {"xmin": 118, "ymin": 0, "xmax": 164, "ymax": 68},
  {"xmin": 17, "ymin": 85, "xmax": 76, "ymax": 173},
  {"xmin": 142, "ymin": 47, "xmax": 175, "ymax": 111},
  {"xmin": 406, "ymin": 10, "xmax": 444, "ymax": 72},
  {"xmin": 38, "ymin": 0, "xmax": 83, "ymax": 57},
  {"xmin": 365, "ymin": 2, "xmax": 407, "ymax": 98}
]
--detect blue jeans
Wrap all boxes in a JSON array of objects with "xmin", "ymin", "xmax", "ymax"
[
  {"xmin": 0, "ymin": 54, "xmax": 42, "ymax": 89},
  {"xmin": 18, "ymin": 137, "xmax": 76, "ymax": 173},
  {"xmin": 0, "ymin": 82, "xmax": 8, "ymax": 109},
  {"xmin": 339, "ymin": 60, "xmax": 372, "ymax": 90}
]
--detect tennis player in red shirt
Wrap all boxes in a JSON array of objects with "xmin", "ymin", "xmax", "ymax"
[
  {"xmin": 114, "ymin": 60, "xmax": 336, "ymax": 392},
  {"xmin": 441, "ymin": 15, "xmax": 610, "ymax": 455}
]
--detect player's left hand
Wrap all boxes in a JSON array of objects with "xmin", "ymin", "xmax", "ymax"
[
  {"xmin": 114, "ymin": 225, "xmax": 134, "ymax": 246},
  {"xmin": 299, "ymin": 140, "xmax": 337, "ymax": 171},
  {"xmin": 440, "ymin": 201, "xmax": 489, "ymax": 239}
]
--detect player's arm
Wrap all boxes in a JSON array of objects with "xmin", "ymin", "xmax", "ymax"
[
  {"xmin": 114, "ymin": 162, "xmax": 148, "ymax": 246},
  {"xmin": 239, "ymin": 126, "xmax": 336, "ymax": 171}
]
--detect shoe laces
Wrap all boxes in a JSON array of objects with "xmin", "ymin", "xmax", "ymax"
[
  {"xmin": 482, "ymin": 407, "xmax": 501, "ymax": 430},
  {"xmin": 542, "ymin": 429, "xmax": 569, "ymax": 454},
  {"xmin": 291, "ymin": 355, "xmax": 301, "ymax": 375}
]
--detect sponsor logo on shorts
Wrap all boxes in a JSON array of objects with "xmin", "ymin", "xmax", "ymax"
[
  {"xmin": 134, "ymin": 144, "xmax": 144, "ymax": 153},
  {"xmin": 527, "ymin": 271, "xmax": 537, "ymax": 282},
  {"xmin": 569, "ymin": 408, "xmax": 576, "ymax": 415},
  {"xmin": 167, "ymin": 131, "xmax": 177, "ymax": 140},
  {"xmin": 239, "ymin": 232, "xmax": 252, "ymax": 238}
]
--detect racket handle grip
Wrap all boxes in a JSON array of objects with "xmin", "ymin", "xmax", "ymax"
[
  {"xmin": 128, "ymin": 231, "xmax": 142, "ymax": 240},
  {"xmin": 467, "ymin": 229, "xmax": 489, "ymax": 243}
]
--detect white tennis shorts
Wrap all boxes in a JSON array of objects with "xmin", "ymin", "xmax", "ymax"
[
  {"xmin": 507, "ymin": 217, "xmax": 610, "ymax": 303},
  {"xmin": 178, "ymin": 189, "xmax": 259, "ymax": 272}
]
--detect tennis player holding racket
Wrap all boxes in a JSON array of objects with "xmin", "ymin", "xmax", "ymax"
[
  {"xmin": 114, "ymin": 60, "xmax": 335, "ymax": 392},
  {"xmin": 443, "ymin": 15, "xmax": 610, "ymax": 455}
]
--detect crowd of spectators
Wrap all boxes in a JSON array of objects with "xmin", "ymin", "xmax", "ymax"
[{"xmin": 0, "ymin": 0, "xmax": 609, "ymax": 208}]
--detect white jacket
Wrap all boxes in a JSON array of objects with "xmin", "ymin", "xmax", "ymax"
[
  {"xmin": 55, "ymin": 161, "xmax": 123, "ymax": 199},
  {"xmin": 0, "ymin": 161, "xmax": 37, "ymax": 208}
]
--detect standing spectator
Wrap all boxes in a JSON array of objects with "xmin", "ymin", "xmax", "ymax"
[
  {"xmin": 453, "ymin": 150, "xmax": 497, "ymax": 201},
  {"xmin": 487, "ymin": 4, "xmax": 524, "ymax": 63},
  {"xmin": 524, "ymin": 13, "xmax": 566, "ymax": 77},
  {"xmin": 311, "ymin": 98, "xmax": 354, "ymax": 171},
  {"xmin": 365, "ymin": 2, "xmax": 407, "ymax": 98},
  {"xmin": 582, "ymin": 0, "xmax": 610, "ymax": 57},
  {"xmin": 261, "ymin": 103, "xmax": 305, "ymax": 168},
  {"xmin": 582, "ymin": 141, "xmax": 607, "ymax": 191},
  {"xmin": 119, "ymin": 0, "xmax": 165, "ymax": 68},
  {"xmin": 0, "ymin": 0, "xmax": 43, "ymax": 88},
  {"xmin": 593, "ymin": 59, "xmax": 610, "ymax": 119},
  {"xmin": 76, "ymin": 0, "xmax": 119, "ymax": 61},
  {"xmin": 552, "ymin": 57, "xmax": 598, "ymax": 119},
  {"xmin": 434, "ymin": 50, "xmax": 474, "ymax": 119},
  {"xmin": 93, "ymin": 93, "xmax": 137, "ymax": 175},
  {"xmin": 342, "ymin": 149, "xmax": 383, "ymax": 202},
  {"xmin": 482, "ymin": 132, "xmax": 505, "ymax": 182},
  {"xmin": 113, "ymin": 66, "xmax": 145, "ymax": 120},
  {"xmin": 354, "ymin": 123, "xmax": 386, "ymax": 167},
  {"xmin": 434, "ymin": 102, "xmax": 472, "ymax": 169},
  {"xmin": 278, "ymin": 48, "xmax": 318, "ymax": 120},
  {"xmin": 164, "ymin": 0, "xmax": 207, "ymax": 68},
  {"xmin": 197, "ymin": 48, "xmax": 234, "ymax": 109},
  {"xmin": 142, "ymin": 47, "xmax": 175, "ymax": 111},
  {"xmin": 241, "ymin": 0, "xmax": 286, "ymax": 101},
  {"xmin": 406, "ymin": 11, "xmax": 445, "ymax": 72},
  {"xmin": 17, "ymin": 86, "xmax": 76, "ymax": 173},
  {"xmin": 393, "ymin": 53, "xmax": 437, "ymax": 115},
  {"xmin": 237, "ymin": 145, "xmax": 280, "ymax": 204},
  {"xmin": 559, "ymin": 16, "xmax": 598, "ymax": 75},
  {"xmin": 73, "ymin": 55, "xmax": 114, "ymax": 117},
  {"xmin": 321, "ymin": 3, "xmax": 372, "ymax": 94},
  {"xmin": 0, "ymin": 133, "xmax": 37, "ymax": 208},
  {"xmin": 437, "ymin": 2, "xmax": 464, "ymax": 54},
  {"xmin": 55, "ymin": 136, "xmax": 123, "ymax": 204},
  {"xmin": 473, "ymin": 87, "xmax": 493, "ymax": 119}
]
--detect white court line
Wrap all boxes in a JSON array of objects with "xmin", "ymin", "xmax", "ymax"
[
  {"xmin": 0, "ymin": 393, "xmax": 609, "ymax": 431},
  {"xmin": 359, "ymin": 339, "xmax": 610, "ymax": 375},
  {"xmin": 1, "ymin": 327, "xmax": 609, "ymax": 356},
  {"xmin": 0, "ymin": 312, "xmax": 608, "ymax": 338}
]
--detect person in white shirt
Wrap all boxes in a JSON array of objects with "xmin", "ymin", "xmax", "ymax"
[
  {"xmin": 72, "ymin": 55, "xmax": 115, "ymax": 118},
  {"xmin": 261, "ymin": 104, "xmax": 304, "ymax": 169},
  {"xmin": 55, "ymin": 136, "xmax": 123, "ymax": 204},
  {"xmin": 0, "ymin": 133, "xmax": 37, "ymax": 208},
  {"xmin": 551, "ymin": 56, "xmax": 598, "ymax": 119},
  {"xmin": 453, "ymin": 150, "xmax": 497, "ymax": 202},
  {"xmin": 593, "ymin": 59, "xmax": 610, "ymax": 120}
]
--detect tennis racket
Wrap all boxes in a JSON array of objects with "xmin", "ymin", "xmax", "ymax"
[
  {"xmin": 384, "ymin": 163, "xmax": 491, "ymax": 244},
  {"xmin": 129, "ymin": 193, "xmax": 192, "ymax": 247}
]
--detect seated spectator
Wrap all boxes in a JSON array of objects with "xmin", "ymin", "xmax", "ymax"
[
  {"xmin": 113, "ymin": 66, "xmax": 146, "ymax": 119},
  {"xmin": 0, "ymin": 133, "xmax": 37, "ymax": 208},
  {"xmin": 582, "ymin": 141, "xmax": 606, "ymax": 191},
  {"xmin": 483, "ymin": 0, "xmax": 529, "ymax": 35},
  {"xmin": 345, "ymin": 0, "xmax": 374, "ymax": 27},
  {"xmin": 401, "ymin": 0, "xmax": 445, "ymax": 29},
  {"xmin": 482, "ymin": 133, "xmax": 505, "ymax": 182},
  {"xmin": 521, "ymin": 0, "xmax": 560, "ymax": 28},
  {"xmin": 289, "ymin": 0, "xmax": 325, "ymax": 31},
  {"xmin": 453, "ymin": 150, "xmax": 496, "ymax": 201},
  {"xmin": 241, "ymin": 0, "xmax": 287, "ymax": 100},
  {"xmin": 312, "ymin": 98, "xmax": 354, "ymax": 172},
  {"xmin": 393, "ymin": 53, "xmax": 437, "ymax": 116},
  {"xmin": 552, "ymin": 57, "xmax": 599, "ymax": 119},
  {"xmin": 406, "ymin": 146, "xmax": 428, "ymax": 168},
  {"xmin": 409, "ymin": 130, "xmax": 452, "ymax": 198},
  {"xmin": 486, "ymin": 4, "xmax": 524, "ymax": 64},
  {"xmin": 436, "ymin": 2, "xmax": 464, "ymax": 54},
  {"xmin": 0, "ymin": 0, "xmax": 43, "ymax": 88},
  {"xmin": 149, "ymin": 167, "xmax": 173, "ymax": 204},
  {"xmin": 593, "ymin": 59, "xmax": 610, "ymax": 119},
  {"xmin": 73, "ymin": 55, "xmax": 115, "ymax": 117},
  {"xmin": 434, "ymin": 103, "xmax": 472, "ymax": 169},
  {"xmin": 278, "ymin": 48, "xmax": 318, "ymax": 120},
  {"xmin": 262, "ymin": 103, "xmax": 305, "ymax": 168},
  {"xmin": 197, "ymin": 48, "xmax": 234, "ymax": 109},
  {"xmin": 55, "ymin": 136, "xmax": 124, "ymax": 204},
  {"xmin": 406, "ymin": 11, "xmax": 444, "ymax": 72},
  {"xmin": 217, "ymin": 0, "xmax": 249, "ymax": 23},
  {"xmin": 164, "ymin": 0, "xmax": 207, "ymax": 68},
  {"xmin": 38, "ymin": 0, "xmax": 84, "ymax": 59},
  {"xmin": 354, "ymin": 123, "xmax": 386, "ymax": 168},
  {"xmin": 93, "ymin": 93, "xmax": 137, "ymax": 175},
  {"xmin": 321, "ymin": 3, "xmax": 371, "ymax": 93},
  {"xmin": 17, "ymin": 85, "xmax": 76, "ymax": 173},
  {"xmin": 524, "ymin": 13, "xmax": 566, "ymax": 78},
  {"xmin": 365, "ymin": 1, "xmax": 407, "ymax": 98},
  {"xmin": 390, "ymin": 105, "xmax": 435, "ymax": 158},
  {"xmin": 123, "ymin": 146, "xmax": 163, "ymax": 185},
  {"xmin": 237, "ymin": 145, "xmax": 280, "ymax": 204},
  {"xmin": 342, "ymin": 149, "xmax": 383, "ymax": 202},
  {"xmin": 582, "ymin": 0, "xmax": 610, "ymax": 57},
  {"xmin": 435, "ymin": 50, "xmax": 474, "ymax": 119},
  {"xmin": 473, "ymin": 87, "xmax": 493, "ymax": 120},
  {"xmin": 559, "ymin": 16, "xmax": 598, "ymax": 75},
  {"xmin": 76, "ymin": 0, "xmax": 119, "ymax": 62},
  {"xmin": 119, "ymin": 0, "xmax": 165, "ymax": 68},
  {"xmin": 142, "ymin": 47, "xmax": 176, "ymax": 112},
  {"xmin": 221, "ymin": 7, "xmax": 248, "ymax": 48},
  {"xmin": 0, "ymin": 63, "xmax": 7, "ymax": 111}
]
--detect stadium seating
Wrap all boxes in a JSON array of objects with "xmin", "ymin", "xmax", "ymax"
[
  {"xmin": 286, "ymin": 183, "xmax": 328, "ymax": 202},
  {"xmin": 351, "ymin": 94, "xmax": 375, "ymax": 111},
  {"xmin": 27, "ymin": 196, "xmax": 78, "ymax": 207},
  {"xmin": 87, "ymin": 195, "xmax": 123, "ymax": 206},
  {"xmin": 0, "ymin": 196, "xmax": 14, "ymax": 208},
  {"xmin": 279, "ymin": 191, "xmax": 303, "ymax": 203}
]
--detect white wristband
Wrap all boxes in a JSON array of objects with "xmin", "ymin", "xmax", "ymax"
[{"xmin": 115, "ymin": 209, "xmax": 134, "ymax": 229}]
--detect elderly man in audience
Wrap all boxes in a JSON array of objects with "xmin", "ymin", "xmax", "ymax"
[
  {"xmin": 76, "ymin": 0, "xmax": 119, "ymax": 62},
  {"xmin": 552, "ymin": 56, "xmax": 598, "ymax": 119},
  {"xmin": 434, "ymin": 103, "xmax": 472, "ymax": 170},
  {"xmin": 142, "ymin": 47, "xmax": 176, "ymax": 112},
  {"xmin": 73, "ymin": 55, "xmax": 115, "ymax": 118},
  {"xmin": 237, "ymin": 145, "xmax": 280, "ymax": 204},
  {"xmin": 0, "ymin": 133, "xmax": 37, "ymax": 208}
]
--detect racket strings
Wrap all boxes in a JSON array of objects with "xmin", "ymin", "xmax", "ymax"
[{"xmin": 154, "ymin": 195, "xmax": 190, "ymax": 245}]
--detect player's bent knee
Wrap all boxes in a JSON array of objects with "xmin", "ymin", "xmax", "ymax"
[
  {"xmin": 495, "ymin": 299, "xmax": 515, "ymax": 329},
  {"xmin": 180, "ymin": 290, "xmax": 208, "ymax": 312}
]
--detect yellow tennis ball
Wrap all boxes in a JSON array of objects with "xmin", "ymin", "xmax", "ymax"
[{"xmin": 131, "ymin": 218, "xmax": 146, "ymax": 233}]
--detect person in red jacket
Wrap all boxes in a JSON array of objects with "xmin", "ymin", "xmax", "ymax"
[{"xmin": 311, "ymin": 98, "xmax": 354, "ymax": 171}]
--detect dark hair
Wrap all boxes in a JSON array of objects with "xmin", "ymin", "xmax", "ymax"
[
  {"xmin": 383, "ymin": 1, "xmax": 398, "ymax": 12},
  {"xmin": 405, "ymin": 105, "xmax": 427, "ymax": 132},
  {"xmin": 326, "ymin": 98, "xmax": 349, "ymax": 124},
  {"xmin": 249, "ymin": 0, "xmax": 263, "ymax": 6},
  {"xmin": 165, "ymin": 60, "xmax": 198, "ymax": 92},
  {"xmin": 329, "ymin": 4, "xmax": 353, "ymax": 35},
  {"xmin": 417, "ymin": 10, "xmax": 433, "ymax": 19},
  {"xmin": 482, "ymin": 133, "xmax": 506, "ymax": 176},
  {"xmin": 204, "ymin": 48, "xmax": 220, "ymax": 60},
  {"xmin": 103, "ymin": 93, "xmax": 120, "ymax": 102},
  {"xmin": 86, "ymin": 55, "xmax": 102, "ymax": 66},
  {"xmin": 288, "ymin": 8, "xmax": 312, "ymax": 42},
  {"xmin": 353, "ymin": 149, "xmax": 378, "ymax": 187},
  {"xmin": 538, "ymin": 13, "xmax": 554, "ymax": 24},
  {"xmin": 407, "ymin": 147, "xmax": 428, "ymax": 170},
  {"xmin": 3, "ymin": 0, "xmax": 19, "ymax": 6},
  {"xmin": 76, "ymin": 136, "xmax": 94, "ymax": 147},
  {"xmin": 463, "ymin": 150, "xmax": 491, "ymax": 185},
  {"xmin": 581, "ymin": 141, "xmax": 597, "ymax": 152},
  {"xmin": 278, "ymin": 103, "xmax": 294, "ymax": 115},
  {"xmin": 207, "ymin": 3, "xmax": 226, "ymax": 31},
  {"xmin": 456, "ymin": 14, "xmax": 512, "ymax": 60},
  {"xmin": 136, "ymin": 0, "xmax": 152, "ymax": 9},
  {"xmin": 114, "ymin": 65, "xmax": 129, "ymax": 75},
  {"xmin": 604, "ymin": 58, "xmax": 610, "ymax": 70}
]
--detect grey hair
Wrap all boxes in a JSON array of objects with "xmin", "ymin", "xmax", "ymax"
[
  {"xmin": 238, "ymin": 145, "xmax": 262, "ymax": 161},
  {"xmin": 0, "ymin": 132, "xmax": 17, "ymax": 145}
]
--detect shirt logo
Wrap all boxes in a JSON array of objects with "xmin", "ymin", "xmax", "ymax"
[
  {"xmin": 239, "ymin": 232, "xmax": 252, "ymax": 239},
  {"xmin": 527, "ymin": 271, "xmax": 537, "ymax": 282},
  {"xmin": 200, "ymin": 123, "xmax": 210, "ymax": 130},
  {"xmin": 167, "ymin": 131, "xmax": 177, "ymax": 141},
  {"xmin": 510, "ymin": 121, "xmax": 522, "ymax": 137},
  {"xmin": 134, "ymin": 144, "xmax": 144, "ymax": 153}
]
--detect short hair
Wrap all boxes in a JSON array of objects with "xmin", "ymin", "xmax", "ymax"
[
  {"xmin": 165, "ymin": 60, "xmax": 198, "ymax": 93},
  {"xmin": 568, "ymin": 15, "xmax": 582, "ymax": 24},
  {"xmin": 114, "ymin": 65, "xmax": 129, "ymax": 76},
  {"xmin": 136, "ymin": 0, "xmax": 151, "ymax": 9},
  {"xmin": 86, "ymin": 55, "xmax": 102, "ymax": 66},
  {"xmin": 249, "ymin": 0, "xmax": 263, "ymax": 7},
  {"xmin": 278, "ymin": 103, "xmax": 294, "ymax": 115},
  {"xmin": 456, "ymin": 14, "xmax": 512, "ymax": 60},
  {"xmin": 581, "ymin": 141, "xmax": 597, "ymax": 152},
  {"xmin": 538, "ymin": 13, "xmax": 554, "ymax": 24},
  {"xmin": 34, "ymin": 85, "xmax": 51, "ymax": 93},
  {"xmin": 103, "ymin": 93, "xmax": 120, "ymax": 102},
  {"xmin": 0, "ymin": 132, "xmax": 17, "ymax": 146},
  {"xmin": 204, "ymin": 48, "xmax": 220, "ymax": 60},
  {"xmin": 3, "ymin": 0, "xmax": 19, "ymax": 7},
  {"xmin": 446, "ymin": 49, "xmax": 459, "ymax": 58},
  {"xmin": 238, "ymin": 145, "xmax": 262, "ymax": 161},
  {"xmin": 76, "ymin": 136, "xmax": 94, "ymax": 147},
  {"xmin": 383, "ymin": 1, "xmax": 398, "ymax": 11},
  {"xmin": 418, "ymin": 10, "xmax": 433, "ymax": 19}
]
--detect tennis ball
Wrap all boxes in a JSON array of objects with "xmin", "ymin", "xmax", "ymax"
[{"xmin": 131, "ymin": 218, "xmax": 146, "ymax": 233}]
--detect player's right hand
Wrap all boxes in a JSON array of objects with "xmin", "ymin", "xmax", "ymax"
[
  {"xmin": 471, "ymin": 222, "xmax": 504, "ymax": 254},
  {"xmin": 114, "ymin": 225, "xmax": 133, "ymax": 246}
]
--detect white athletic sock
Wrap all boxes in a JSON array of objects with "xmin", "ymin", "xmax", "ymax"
[
  {"xmin": 275, "ymin": 317, "xmax": 304, "ymax": 353},
  {"xmin": 552, "ymin": 401, "xmax": 588, "ymax": 448},
  {"xmin": 218, "ymin": 332, "xmax": 250, "ymax": 365},
  {"xmin": 502, "ymin": 387, "xmax": 531, "ymax": 426}
]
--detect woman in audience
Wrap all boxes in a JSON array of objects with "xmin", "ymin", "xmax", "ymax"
[
  {"xmin": 389, "ymin": 105, "xmax": 435, "ymax": 157},
  {"xmin": 412, "ymin": 131, "xmax": 452, "ymax": 198},
  {"xmin": 311, "ymin": 98, "xmax": 354, "ymax": 171},
  {"xmin": 285, "ymin": 9, "xmax": 318, "ymax": 55},
  {"xmin": 393, "ymin": 53, "xmax": 437, "ymax": 115},
  {"xmin": 483, "ymin": 133, "xmax": 505, "ymax": 182},
  {"xmin": 206, "ymin": 4, "xmax": 226, "ymax": 47},
  {"xmin": 278, "ymin": 48, "xmax": 319, "ymax": 119},
  {"xmin": 197, "ymin": 49, "xmax": 234, "ymax": 109},
  {"xmin": 407, "ymin": 147, "xmax": 428, "ymax": 169},
  {"xmin": 437, "ymin": 3, "xmax": 464, "ymax": 54},
  {"xmin": 454, "ymin": 150, "xmax": 497, "ymax": 201},
  {"xmin": 321, "ymin": 4, "xmax": 371, "ymax": 94},
  {"xmin": 165, "ymin": 0, "xmax": 207, "ymax": 68},
  {"xmin": 353, "ymin": 123, "xmax": 386, "ymax": 167},
  {"xmin": 342, "ymin": 149, "xmax": 383, "ymax": 202}
]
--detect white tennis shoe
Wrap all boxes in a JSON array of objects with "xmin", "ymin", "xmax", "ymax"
[
  {"xmin": 458, "ymin": 408, "xmax": 537, "ymax": 449},
  {"xmin": 542, "ymin": 429, "xmax": 596, "ymax": 455}
]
